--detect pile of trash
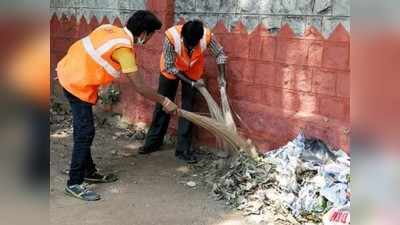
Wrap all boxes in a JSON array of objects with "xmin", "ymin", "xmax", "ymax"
[{"xmin": 195, "ymin": 133, "xmax": 350, "ymax": 225}]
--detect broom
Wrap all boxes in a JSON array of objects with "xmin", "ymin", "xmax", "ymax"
[
  {"xmin": 177, "ymin": 109, "xmax": 259, "ymax": 160},
  {"xmin": 196, "ymin": 86, "xmax": 232, "ymax": 156},
  {"xmin": 220, "ymin": 85, "xmax": 237, "ymax": 132},
  {"xmin": 196, "ymin": 86, "xmax": 224, "ymax": 122}
]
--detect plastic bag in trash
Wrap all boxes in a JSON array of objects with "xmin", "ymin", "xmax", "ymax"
[
  {"xmin": 322, "ymin": 163, "xmax": 350, "ymax": 185},
  {"xmin": 291, "ymin": 184, "xmax": 326, "ymax": 216},
  {"xmin": 320, "ymin": 183, "xmax": 349, "ymax": 207},
  {"xmin": 302, "ymin": 138, "xmax": 337, "ymax": 164}
]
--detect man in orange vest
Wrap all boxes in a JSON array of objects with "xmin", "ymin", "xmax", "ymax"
[
  {"xmin": 57, "ymin": 10, "xmax": 177, "ymax": 201},
  {"xmin": 139, "ymin": 20, "xmax": 228, "ymax": 164}
]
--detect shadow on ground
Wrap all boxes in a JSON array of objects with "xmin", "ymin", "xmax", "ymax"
[{"xmin": 50, "ymin": 114, "xmax": 255, "ymax": 225}]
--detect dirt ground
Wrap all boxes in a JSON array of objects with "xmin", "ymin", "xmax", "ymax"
[{"xmin": 50, "ymin": 112, "xmax": 256, "ymax": 225}]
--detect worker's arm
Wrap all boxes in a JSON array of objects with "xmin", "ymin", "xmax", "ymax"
[
  {"xmin": 112, "ymin": 48, "xmax": 177, "ymax": 113},
  {"xmin": 208, "ymin": 35, "xmax": 228, "ymax": 88},
  {"xmin": 162, "ymin": 37, "xmax": 198, "ymax": 87}
]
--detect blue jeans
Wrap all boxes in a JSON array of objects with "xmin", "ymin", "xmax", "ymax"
[{"xmin": 64, "ymin": 89, "xmax": 97, "ymax": 186}]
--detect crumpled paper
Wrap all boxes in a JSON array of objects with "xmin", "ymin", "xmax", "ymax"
[{"xmin": 195, "ymin": 133, "xmax": 351, "ymax": 224}]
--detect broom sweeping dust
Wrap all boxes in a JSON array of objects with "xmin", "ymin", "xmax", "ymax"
[
  {"xmin": 176, "ymin": 81, "xmax": 259, "ymax": 160},
  {"xmin": 196, "ymin": 85, "xmax": 237, "ymax": 157},
  {"xmin": 177, "ymin": 109, "xmax": 259, "ymax": 160},
  {"xmin": 195, "ymin": 86, "xmax": 228, "ymax": 155}
]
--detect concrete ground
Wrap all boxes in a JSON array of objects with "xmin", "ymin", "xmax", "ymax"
[{"xmin": 50, "ymin": 114, "xmax": 254, "ymax": 225}]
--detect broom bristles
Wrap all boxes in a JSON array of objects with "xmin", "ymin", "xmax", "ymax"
[
  {"xmin": 197, "ymin": 87, "xmax": 224, "ymax": 121},
  {"xmin": 220, "ymin": 86, "xmax": 237, "ymax": 132},
  {"xmin": 177, "ymin": 109, "xmax": 259, "ymax": 160},
  {"xmin": 197, "ymin": 86, "xmax": 230, "ymax": 153}
]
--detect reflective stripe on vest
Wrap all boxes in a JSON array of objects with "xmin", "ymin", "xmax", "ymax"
[
  {"xmin": 97, "ymin": 38, "xmax": 131, "ymax": 55},
  {"xmin": 169, "ymin": 26, "xmax": 209, "ymax": 55},
  {"xmin": 82, "ymin": 36, "xmax": 122, "ymax": 78},
  {"xmin": 168, "ymin": 26, "xmax": 210, "ymax": 67},
  {"xmin": 123, "ymin": 27, "xmax": 134, "ymax": 41},
  {"xmin": 169, "ymin": 27, "xmax": 181, "ymax": 54}
]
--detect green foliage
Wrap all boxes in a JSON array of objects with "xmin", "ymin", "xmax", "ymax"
[{"xmin": 99, "ymin": 85, "xmax": 120, "ymax": 105}]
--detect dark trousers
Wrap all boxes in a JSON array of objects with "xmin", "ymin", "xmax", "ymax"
[
  {"xmin": 64, "ymin": 89, "xmax": 97, "ymax": 186},
  {"xmin": 144, "ymin": 75, "xmax": 197, "ymax": 154}
]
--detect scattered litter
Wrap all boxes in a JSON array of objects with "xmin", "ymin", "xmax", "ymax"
[
  {"xmin": 115, "ymin": 131, "xmax": 123, "ymax": 137},
  {"xmin": 51, "ymin": 130, "xmax": 70, "ymax": 138},
  {"xmin": 118, "ymin": 151, "xmax": 134, "ymax": 157},
  {"xmin": 61, "ymin": 168, "xmax": 69, "ymax": 175},
  {"xmin": 124, "ymin": 143, "xmax": 142, "ymax": 150},
  {"xmin": 176, "ymin": 166, "xmax": 191, "ymax": 174},
  {"xmin": 186, "ymin": 181, "xmax": 197, "ymax": 187},
  {"xmin": 51, "ymin": 84, "xmax": 351, "ymax": 224},
  {"xmin": 110, "ymin": 187, "xmax": 119, "ymax": 194},
  {"xmin": 193, "ymin": 133, "xmax": 351, "ymax": 224},
  {"xmin": 112, "ymin": 131, "xmax": 124, "ymax": 140}
]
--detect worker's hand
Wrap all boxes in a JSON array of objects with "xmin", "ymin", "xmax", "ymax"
[
  {"xmin": 161, "ymin": 97, "xmax": 177, "ymax": 114},
  {"xmin": 193, "ymin": 79, "xmax": 205, "ymax": 89},
  {"xmin": 218, "ymin": 76, "xmax": 226, "ymax": 89}
]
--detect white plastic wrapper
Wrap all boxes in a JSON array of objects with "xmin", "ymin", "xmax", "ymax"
[
  {"xmin": 209, "ymin": 132, "xmax": 351, "ymax": 224},
  {"xmin": 265, "ymin": 133, "xmax": 351, "ymax": 220}
]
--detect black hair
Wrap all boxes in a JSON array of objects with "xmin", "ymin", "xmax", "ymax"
[
  {"xmin": 126, "ymin": 10, "xmax": 162, "ymax": 36},
  {"xmin": 181, "ymin": 20, "xmax": 204, "ymax": 47}
]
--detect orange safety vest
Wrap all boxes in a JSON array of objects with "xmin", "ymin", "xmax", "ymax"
[
  {"xmin": 57, "ymin": 24, "xmax": 134, "ymax": 104},
  {"xmin": 160, "ymin": 25, "xmax": 212, "ymax": 81}
]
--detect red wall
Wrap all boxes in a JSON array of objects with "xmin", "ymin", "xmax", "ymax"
[{"xmin": 50, "ymin": 0, "xmax": 350, "ymax": 152}]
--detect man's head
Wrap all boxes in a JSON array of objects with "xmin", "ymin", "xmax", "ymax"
[
  {"xmin": 126, "ymin": 10, "xmax": 162, "ymax": 45},
  {"xmin": 181, "ymin": 20, "xmax": 204, "ymax": 50}
]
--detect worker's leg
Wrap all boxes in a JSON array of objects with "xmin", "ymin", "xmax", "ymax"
[
  {"xmin": 141, "ymin": 75, "xmax": 179, "ymax": 152},
  {"xmin": 84, "ymin": 152, "xmax": 97, "ymax": 177},
  {"xmin": 61, "ymin": 89, "xmax": 100, "ymax": 201},
  {"xmin": 64, "ymin": 89, "xmax": 96, "ymax": 186},
  {"xmin": 176, "ymin": 80, "xmax": 197, "ymax": 158}
]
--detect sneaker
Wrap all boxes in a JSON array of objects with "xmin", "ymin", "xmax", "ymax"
[
  {"xmin": 176, "ymin": 153, "xmax": 198, "ymax": 164},
  {"xmin": 64, "ymin": 183, "xmax": 101, "ymax": 201},
  {"xmin": 138, "ymin": 146, "xmax": 160, "ymax": 155},
  {"xmin": 84, "ymin": 172, "xmax": 119, "ymax": 183}
]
